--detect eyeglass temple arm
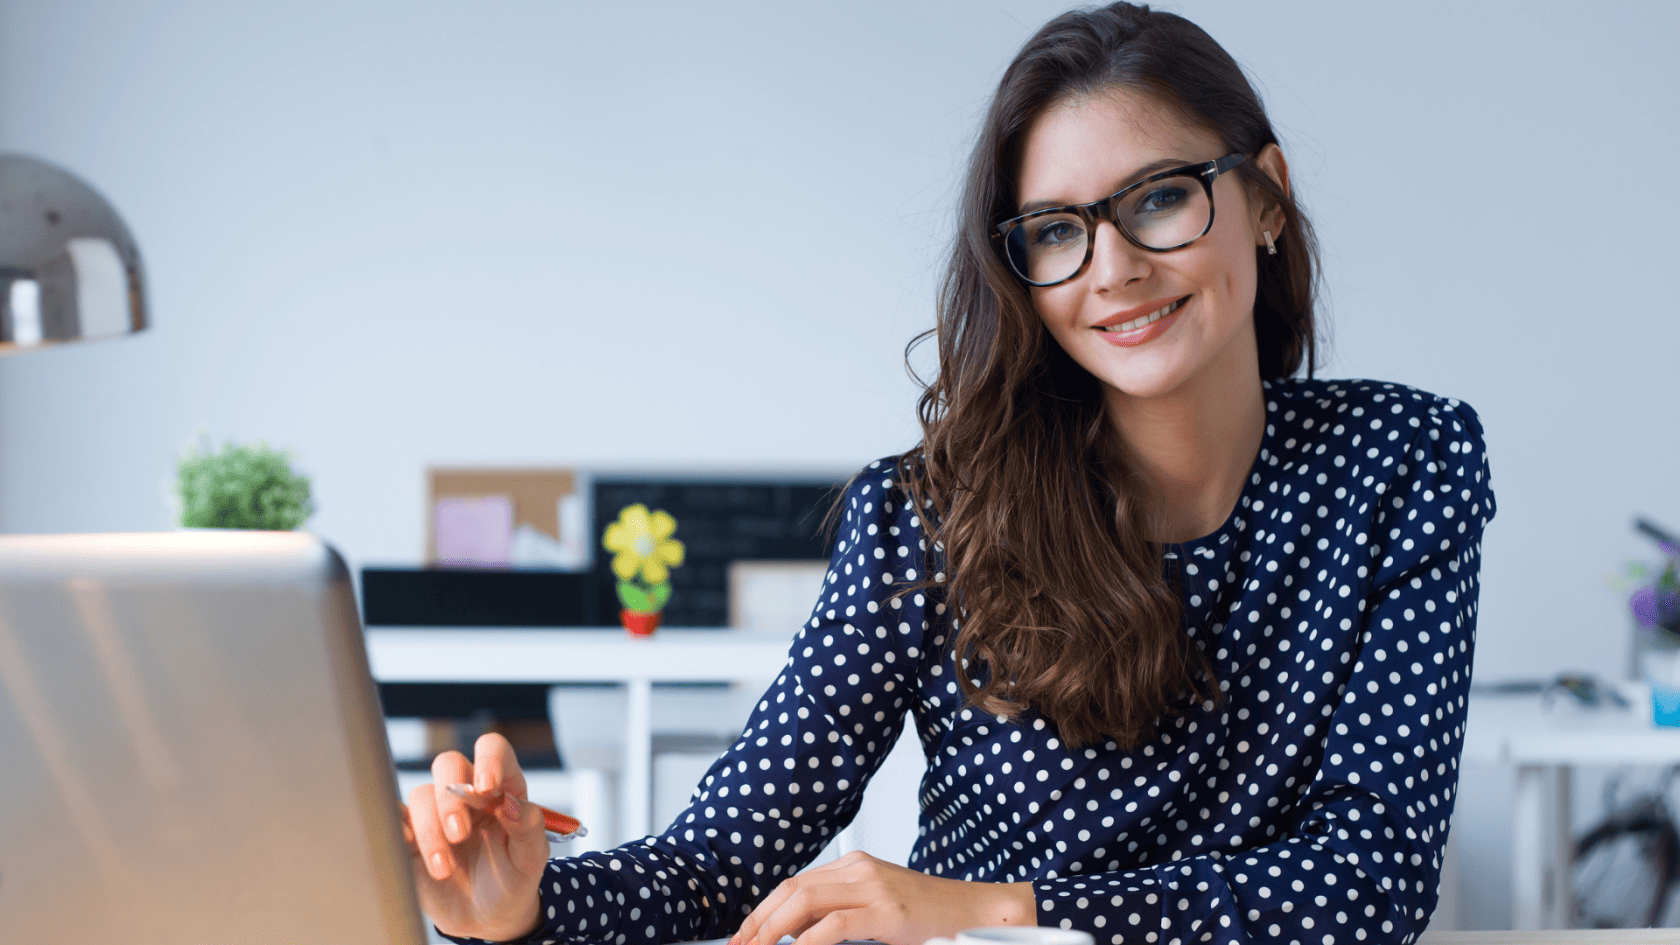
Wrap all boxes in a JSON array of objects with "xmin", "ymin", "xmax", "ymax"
[{"xmin": 1205, "ymin": 153, "xmax": 1248, "ymax": 177}]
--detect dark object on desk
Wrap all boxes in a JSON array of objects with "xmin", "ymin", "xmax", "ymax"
[
  {"xmin": 378, "ymin": 681, "xmax": 553, "ymax": 718},
  {"xmin": 1551, "ymin": 673, "xmax": 1634, "ymax": 709},
  {"xmin": 361, "ymin": 567, "xmax": 598, "ymax": 626},
  {"xmin": 1474, "ymin": 673, "xmax": 1632, "ymax": 709},
  {"xmin": 379, "ymin": 686, "xmax": 562, "ymax": 770},
  {"xmin": 384, "ymin": 714, "xmax": 563, "ymax": 772},
  {"xmin": 590, "ymin": 477, "xmax": 842, "ymax": 628}
]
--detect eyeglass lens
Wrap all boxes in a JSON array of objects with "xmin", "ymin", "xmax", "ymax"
[{"xmin": 1004, "ymin": 173, "xmax": 1212, "ymax": 285}]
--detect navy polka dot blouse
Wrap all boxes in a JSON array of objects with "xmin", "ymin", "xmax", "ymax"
[{"xmin": 444, "ymin": 378, "xmax": 1495, "ymax": 945}]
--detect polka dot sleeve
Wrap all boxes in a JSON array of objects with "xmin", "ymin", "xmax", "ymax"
[
  {"xmin": 437, "ymin": 461, "xmax": 933, "ymax": 945},
  {"xmin": 1033, "ymin": 400, "xmax": 1494, "ymax": 945}
]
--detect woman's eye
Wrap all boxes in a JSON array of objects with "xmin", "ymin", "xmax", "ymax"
[
  {"xmin": 1030, "ymin": 219, "xmax": 1083, "ymax": 247},
  {"xmin": 1134, "ymin": 185, "xmax": 1190, "ymax": 215}
]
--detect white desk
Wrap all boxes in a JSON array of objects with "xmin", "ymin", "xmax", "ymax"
[
  {"xmin": 366, "ymin": 627, "xmax": 793, "ymax": 839},
  {"xmin": 1417, "ymin": 928, "xmax": 1680, "ymax": 934},
  {"xmin": 1463, "ymin": 685, "xmax": 1680, "ymax": 931},
  {"xmin": 703, "ymin": 931, "xmax": 1678, "ymax": 945},
  {"xmin": 368, "ymin": 631, "xmax": 1680, "ymax": 931}
]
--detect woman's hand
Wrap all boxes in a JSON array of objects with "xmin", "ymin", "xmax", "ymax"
[
  {"xmin": 727, "ymin": 850, "xmax": 1037, "ymax": 945},
  {"xmin": 400, "ymin": 732, "xmax": 552, "ymax": 942}
]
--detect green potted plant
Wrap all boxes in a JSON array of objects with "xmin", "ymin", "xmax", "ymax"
[{"xmin": 174, "ymin": 434, "xmax": 314, "ymax": 530}]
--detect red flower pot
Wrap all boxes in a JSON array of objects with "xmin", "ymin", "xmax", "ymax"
[{"xmin": 620, "ymin": 609, "xmax": 662, "ymax": 637}]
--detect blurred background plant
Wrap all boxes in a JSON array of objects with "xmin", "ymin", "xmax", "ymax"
[
  {"xmin": 1606, "ymin": 519, "xmax": 1680, "ymax": 688},
  {"xmin": 1629, "ymin": 561, "xmax": 1680, "ymax": 639},
  {"xmin": 174, "ymin": 432, "xmax": 313, "ymax": 530},
  {"xmin": 1614, "ymin": 519, "xmax": 1680, "ymax": 639}
]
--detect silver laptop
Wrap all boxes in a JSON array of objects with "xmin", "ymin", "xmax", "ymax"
[{"xmin": 0, "ymin": 532, "xmax": 427, "ymax": 944}]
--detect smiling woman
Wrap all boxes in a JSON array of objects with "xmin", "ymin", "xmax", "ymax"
[{"xmin": 407, "ymin": 5, "xmax": 1494, "ymax": 945}]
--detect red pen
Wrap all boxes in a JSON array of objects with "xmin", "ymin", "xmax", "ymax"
[{"xmin": 443, "ymin": 783, "xmax": 588, "ymax": 844}]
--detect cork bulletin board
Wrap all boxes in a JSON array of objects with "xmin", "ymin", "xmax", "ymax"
[{"xmin": 426, "ymin": 468, "xmax": 577, "ymax": 563}]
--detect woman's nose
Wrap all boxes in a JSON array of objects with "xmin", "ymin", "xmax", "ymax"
[{"xmin": 1086, "ymin": 218, "xmax": 1149, "ymax": 291}]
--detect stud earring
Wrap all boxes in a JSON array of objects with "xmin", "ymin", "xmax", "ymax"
[{"xmin": 1262, "ymin": 230, "xmax": 1277, "ymax": 255}]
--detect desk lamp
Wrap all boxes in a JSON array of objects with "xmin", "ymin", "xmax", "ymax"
[{"xmin": 0, "ymin": 153, "xmax": 147, "ymax": 353}]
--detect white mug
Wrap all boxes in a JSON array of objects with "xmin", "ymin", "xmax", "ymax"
[{"xmin": 924, "ymin": 927, "xmax": 1094, "ymax": 945}]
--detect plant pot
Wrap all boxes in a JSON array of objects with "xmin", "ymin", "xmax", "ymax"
[{"xmin": 620, "ymin": 609, "xmax": 662, "ymax": 638}]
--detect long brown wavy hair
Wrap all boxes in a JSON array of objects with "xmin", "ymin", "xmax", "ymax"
[{"xmin": 898, "ymin": 2, "xmax": 1322, "ymax": 749}]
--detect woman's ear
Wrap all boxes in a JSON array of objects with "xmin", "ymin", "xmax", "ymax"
[{"xmin": 1250, "ymin": 142, "xmax": 1291, "ymax": 245}]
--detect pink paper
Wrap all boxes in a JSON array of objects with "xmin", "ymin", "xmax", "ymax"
[{"xmin": 435, "ymin": 496, "xmax": 514, "ymax": 566}]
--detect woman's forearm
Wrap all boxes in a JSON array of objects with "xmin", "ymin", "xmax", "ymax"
[{"xmin": 984, "ymin": 881, "xmax": 1039, "ymax": 927}]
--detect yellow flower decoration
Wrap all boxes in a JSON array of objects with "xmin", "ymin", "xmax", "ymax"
[{"xmin": 602, "ymin": 503, "xmax": 685, "ymax": 585}]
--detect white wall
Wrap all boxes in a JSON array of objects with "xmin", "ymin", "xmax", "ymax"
[{"xmin": 3, "ymin": 0, "xmax": 1678, "ymax": 929}]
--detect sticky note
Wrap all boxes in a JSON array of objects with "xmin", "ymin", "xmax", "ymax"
[{"xmin": 435, "ymin": 496, "xmax": 514, "ymax": 566}]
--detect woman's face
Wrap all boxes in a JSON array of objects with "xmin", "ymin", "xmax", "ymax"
[{"xmin": 1017, "ymin": 89, "xmax": 1285, "ymax": 405}]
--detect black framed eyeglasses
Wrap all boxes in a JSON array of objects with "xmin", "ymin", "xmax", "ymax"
[{"xmin": 993, "ymin": 152, "xmax": 1248, "ymax": 287}]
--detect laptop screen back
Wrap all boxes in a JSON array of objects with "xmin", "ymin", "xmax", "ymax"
[{"xmin": 0, "ymin": 532, "xmax": 426, "ymax": 944}]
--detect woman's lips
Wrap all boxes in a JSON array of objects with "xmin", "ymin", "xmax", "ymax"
[{"xmin": 1095, "ymin": 295, "xmax": 1188, "ymax": 347}]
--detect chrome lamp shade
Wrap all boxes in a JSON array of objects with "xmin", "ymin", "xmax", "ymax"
[{"xmin": 0, "ymin": 153, "xmax": 147, "ymax": 354}]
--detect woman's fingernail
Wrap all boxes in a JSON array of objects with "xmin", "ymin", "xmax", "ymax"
[
  {"xmin": 445, "ymin": 813, "xmax": 463, "ymax": 841},
  {"xmin": 430, "ymin": 851, "xmax": 447, "ymax": 878},
  {"xmin": 443, "ymin": 783, "xmax": 473, "ymax": 797}
]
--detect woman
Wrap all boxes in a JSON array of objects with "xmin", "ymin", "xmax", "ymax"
[{"xmin": 406, "ymin": 4, "xmax": 1495, "ymax": 944}]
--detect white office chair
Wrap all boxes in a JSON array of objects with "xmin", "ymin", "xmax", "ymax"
[{"xmin": 548, "ymin": 683, "xmax": 761, "ymax": 847}]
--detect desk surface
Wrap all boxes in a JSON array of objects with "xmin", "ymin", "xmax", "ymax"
[
  {"xmin": 1463, "ymin": 684, "xmax": 1680, "ymax": 765},
  {"xmin": 366, "ymin": 626, "xmax": 794, "ymax": 682},
  {"xmin": 369, "ymin": 631, "xmax": 1680, "ymax": 762},
  {"xmin": 368, "ymin": 631, "xmax": 1680, "ymax": 761},
  {"xmin": 685, "ymin": 931, "xmax": 1680, "ymax": 945},
  {"xmin": 372, "ymin": 633, "xmax": 1680, "ymax": 938},
  {"xmin": 1418, "ymin": 932, "xmax": 1677, "ymax": 944}
]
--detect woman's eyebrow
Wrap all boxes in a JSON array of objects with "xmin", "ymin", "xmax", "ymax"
[{"xmin": 1017, "ymin": 157, "xmax": 1198, "ymax": 214}]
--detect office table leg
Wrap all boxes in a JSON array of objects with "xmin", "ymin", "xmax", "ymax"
[
  {"xmin": 625, "ymin": 677, "xmax": 652, "ymax": 841},
  {"xmin": 1547, "ymin": 766, "xmax": 1573, "ymax": 928},
  {"xmin": 1513, "ymin": 765, "xmax": 1543, "ymax": 929},
  {"xmin": 1512, "ymin": 764, "xmax": 1572, "ymax": 930}
]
